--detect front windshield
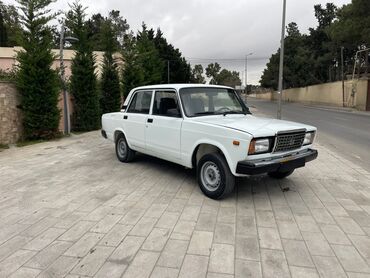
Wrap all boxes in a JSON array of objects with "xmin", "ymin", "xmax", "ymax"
[{"xmin": 180, "ymin": 87, "xmax": 249, "ymax": 117}]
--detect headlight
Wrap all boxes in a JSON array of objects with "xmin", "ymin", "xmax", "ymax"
[
  {"xmin": 248, "ymin": 138, "xmax": 270, "ymax": 155},
  {"xmin": 303, "ymin": 132, "xmax": 315, "ymax": 145}
]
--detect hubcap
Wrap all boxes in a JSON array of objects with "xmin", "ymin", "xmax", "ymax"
[
  {"xmin": 117, "ymin": 138, "xmax": 127, "ymax": 158},
  {"xmin": 200, "ymin": 161, "xmax": 221, "ymax": 192}
]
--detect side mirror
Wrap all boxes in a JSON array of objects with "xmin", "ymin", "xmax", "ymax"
[{"xmin": 121, "ymin": 104, "xmax": 127, "ymax": 111}]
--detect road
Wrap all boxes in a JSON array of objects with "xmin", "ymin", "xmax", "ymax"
[{"xmin": 247, "ymin": 98, "xmax": 370, "ymax": 171}]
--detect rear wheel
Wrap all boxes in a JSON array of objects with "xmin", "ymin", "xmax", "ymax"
[
  {"xmin": 197, "ymin": 153, "xmax": 235, "ymax": 199},
  {"xmin": 268, "ymin": 169, "xmax": 294, "ymax": 179},
  {"xmin": 115, "ymin": 134, "xmax": 135, "ymax": 162}
]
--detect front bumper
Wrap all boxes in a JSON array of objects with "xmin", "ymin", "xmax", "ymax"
[{"xmin": 236, "ymin": 149, "xmax": 318, "ymax": 175}]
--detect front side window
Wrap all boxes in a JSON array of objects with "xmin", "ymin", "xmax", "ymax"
[
  {"xmin": 180, "ymin": 88, "xmax": 249, "ymax": 117},
  {"xmin": 152, "ymin": 91, "xmax": 181, "ymax": 117},
  {"xmin": 127, "ymin": 91, "xmax": 152, "ymax": 114}
]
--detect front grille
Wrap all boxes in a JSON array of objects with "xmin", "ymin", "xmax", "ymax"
[{"xmin": 273, "ymin": 131, "xmax": 305, "ymax": 153}]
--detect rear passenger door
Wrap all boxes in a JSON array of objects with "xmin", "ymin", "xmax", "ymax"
[
  {"xmin": 145, "ymin": 90, "xmax": 183, "ymax": 163},
  {"xmin": 123, "ymin": 90, "xmax": 153, "ymax": 151}
]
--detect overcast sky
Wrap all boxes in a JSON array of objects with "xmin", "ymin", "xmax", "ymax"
[{"xmin": 5, "ymin": 0, "xmax": 351, "ymax": 85}]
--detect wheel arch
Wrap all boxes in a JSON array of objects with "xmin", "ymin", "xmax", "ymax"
[{"xmin": 191, "ymin": 141, "xmax": 234, "ymax": 174}]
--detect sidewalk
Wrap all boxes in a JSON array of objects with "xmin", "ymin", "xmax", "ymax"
[{"xmin": 0, "ymin": 132, "xmax": 370, "ymax": 277}]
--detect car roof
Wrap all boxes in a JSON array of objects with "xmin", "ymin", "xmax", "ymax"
[{"xmin": 132, "ymin": 84, "xmax": 234, "ymax": 91}]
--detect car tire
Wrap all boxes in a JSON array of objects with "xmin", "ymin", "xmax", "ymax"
[
  {"xmin": 268, "ymin": 169, "xmax": 294, "ymax": 179},
  {"xmin": 197, "ymin": 153, "xmax": 235, "ymax": 199},
  {"xmin": 115, "ymin": 134, "xmax": 135, "ymax": 162}
]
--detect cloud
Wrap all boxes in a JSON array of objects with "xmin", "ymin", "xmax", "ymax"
[{"xmin": 4, "ymin": 0, "xmax": 351, "ymax": 84}]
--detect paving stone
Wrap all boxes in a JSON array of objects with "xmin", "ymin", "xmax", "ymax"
[
  {"xmin": 171, "ymin": 220, "xmax": 196, "ymax": 240},
  {"xmin": 312, "ymin": 255, "xmax": 347, "ymax": 278},
  {"xmin": 58, "ymin": 220, "xmax": 96, "ymax": 242},
  {"xmin": 99, "ymin": 224, "xmax": 133, "ymax": 246},
  {"xmin": 236, "ymin": 216, "xmax": 257, "ymax": 236},
  {"xmin": 109, "ymin": 235, "xmax": 145, "ymax": 265},
  {"xmin": 207, "ymin": 273, "xmax": 233, "ymax": 278},
  {"xmin": 187, "ymin": 231, "xmax": 213, "ymax": 256},
  {"xmin": 38, "ymin": 256, "xmax": 80, "ymax": 278},
  {"xmin": 321, "ymin": 224, "xmax": 351, "ymax": 245},
  {"xmin": 0, "ymin": 235, "xmax": 31, "ymax": 262},
  {"xmin": 8, "ymin": 267, "xmax": 41, "ymax": 278},
  {"xmin": 282, "ymin": 239, "xmax": 314, "ymax": 267},
  {"xmin": 332, "ymin": 244, "xmax": 370, "ymax": 273},
  {"xmin": 121, "ymin": 250, "xmax": 159, "ymax": 278},
  {"xmin": 129, "ymin": 217, "xmax": 157, "ymax": 237},
  {"xmin": 151, "ymin": 266, "xmax": 179, "ymax": 278},
  {"xmin": 20, "ymin": 217, "xmax": 58, "ymax": 238},
  {"xmin": 142, "ymin": 228, "xmax": 171, "ymax": 252},
  {"xmin": 256, "ymin": 210, "xmax": 276, "ymax": 228},
  {"xmin": 289, "ymin": 266, "xmax": 319, "ymax": 278},
  {"xmin": 348, "ymin": 235, "xmax": 370, "ymax": 265},
  {"xmin": 294, "ymin": 214, "xmax": 320, "ymax": 233},
  {"xmin": 261, "ymin": 249, "xmax": 290, "ymax": 278},
  {"xmin": 180, "ymin": 205, "xmax": 201, "ymax": 221},
  {"xmin": 64, "ymin": 232, "xmax": 104, "ymax": 257},
  {"xmin": 217, "ymin": 206, "xmax": 236, "ymax": 223},
  {"xmin": 156, "ymin": 212, "xmax": 180, "ymax": 229},
  {"xmin": 119, "ymin": 208, "xmax": 146, "ymax": 225},
  {"xmin": 208, "ymin": 243, "xmax": 234, "ymax": 274},
  {"xmin": 196, "ymin": 213, "xmax": 217, "ymax": 231},
  {"xmin": 335, "ymin": 216, "xmax": 365, "ymax": 235},
  {"xmin": 90, "ymin": 214, "xmax": 122, "ymax": 233},
  {"xmin": 302, "ymin": 232, "xmax": 334, "ymax": 256},
  {"xmin": 277, "ymin": 220, "xmax": 302, "ymax": 240},
  {"xmin": 70, "ymin": 245, "xmax": 114, "ymax": 276},
  {"xmin": 258, "ymin": 227, "xmax": 283, "ymax": 250},
  {"xmin": 235, "ymin": 259, "xmax": 262, "ymax": 278},
  {"xmin": 0, "ymin": 249, "xmax": 37, "ymax": 277},
  {"xmin": 23, "ymin": 227, "xmax": 66, "ymax": 251},
  {"xmin": 214, "ymin": 222, "xmax": 235, "ymax": 244},
  {"xmin": 178, "ymin": 254, "xmax": 208, "ymax": 278},
  {"xmin": 235, "ymin": 235, "xmax": 259, "ymax": 261},
  {"xmin": 157, "ymin": 239, "xmax": 188, "ymax": 268},
  {"xmin": 24, "ymin": 240, "xmax": 72, "ymax": 269},
  {"xmin": 84, "ymin": 205, "xmax": 113, "ymax": 221}
]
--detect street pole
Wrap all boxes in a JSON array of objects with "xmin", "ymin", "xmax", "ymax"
[
  {"xmin": 59, "ymin": 23, "xmax": 70, "ymax": 135},
  {"xmin": 341, "ymin": 46, "xmax": 345, "ymax": 107},
  {"xmin": 167, "ymin": 60, "xmax": 170, "ymax": 83},
  {"xmin": 245, "ymin": 53, "xmax": 253, "ymax": 94},
  {"xmin": 277, "ymin": 0, "xmax": 287, "ymax": 119}
]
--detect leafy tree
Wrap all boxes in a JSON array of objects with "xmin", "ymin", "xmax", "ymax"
[
  {"xmin": 135, "ymin": 24, "xmax": 164, "ymax": 85},
  {"xmin": 121, "ymin": 32, "xmax": 144, "ymax": 98},
  {"xmin": 0, "ymin": 8, "xmax": 7, "ymax": 46},
  {"xmin": 66, "ymin": 2, "xmax": 100, "ymax": 131},
  {"xmin": 191, "ymin": 64, "xmax": 206, "ymax": 84},
  {"xmin": 0, "ymin": 1, "xmax": 22, "ymax": 46},
  {"xmin": 217, "ymin": 69, "xmax": 241, "ymax": 87},
  {"xmin": 152, "ymin": 28, "xmax": 192, "ymax": 83},
  {"xmin": 205, "ymin": 62, "xmax": 221, "ymax": 84},
  {"xmin": 100, "ymin": 18, "xmax": 121, "ymax": 114},
  {"xmin": 15, "ymin": 0, "xmax": 60, "ymax": 139}
]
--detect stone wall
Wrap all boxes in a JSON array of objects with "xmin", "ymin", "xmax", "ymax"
[
  {"xmin": 252, "ymin": 79, "xmax": 369, "ymax": 111},
  {"xmin": 0, "ymin": 82, "xmax": 23, "ymax": 144}
]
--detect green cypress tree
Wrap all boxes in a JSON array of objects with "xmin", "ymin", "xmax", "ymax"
[
  {"xmin": 66, "ymin": 2, "xmax": 100, "ymax": 131},
  {"xmin": 15, "ymin": 0, "xmax": 60, "ymax": 140},
  {"xmin": 0, "ymin": 8, "xmax": 8, "ymax": 46},
  {"xmin": 100, "ymin": 20, "xmax": 121, "ymax": 114}
]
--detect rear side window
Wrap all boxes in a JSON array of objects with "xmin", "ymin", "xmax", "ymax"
[
  {"xmin": 152, "ymin": 91, "xmax": 181, "ymax": 117},
  {"xmin": 127, "ymin": 91, "xmax": 152, "ymax": 114}
]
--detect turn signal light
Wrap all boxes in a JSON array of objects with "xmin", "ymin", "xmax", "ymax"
[{"xmin": 233, "ymin": 140, "xmax": 240, "ymax": 146}]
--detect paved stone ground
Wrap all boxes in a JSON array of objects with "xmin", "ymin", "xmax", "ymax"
[{"xmin": 1, "ymin": 131, "xmax": 370, "ymax": 278}]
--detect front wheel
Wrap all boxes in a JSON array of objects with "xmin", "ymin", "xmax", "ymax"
[
  {"xmin": 115, "ymin": 134, "xmax": 135, "ymax": 162},
  {"xmin": 268, "ymin": 169, "xmax": 294, "ymax": 179},
  {"xmin": 197, "ymin": 153, "xmax": 235, "ymax": 199}
]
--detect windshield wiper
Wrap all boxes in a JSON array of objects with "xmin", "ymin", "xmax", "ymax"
[
  {"xmin": 222, "ymin": 110, "xmax": 247, "ymax": 116},
  {"xmin": 193, "ymin": 111, "xmax": 217, "ymax": 116}
]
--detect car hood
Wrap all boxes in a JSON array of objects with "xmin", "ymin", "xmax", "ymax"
[{"xmin": 191, "ymin": 115, "xmax": 315, "ymax": 137}]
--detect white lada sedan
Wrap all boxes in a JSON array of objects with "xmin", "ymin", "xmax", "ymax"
[{"xmin": 101, "ymin": 84, "xmax": 318, "ymax": 199}]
